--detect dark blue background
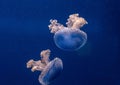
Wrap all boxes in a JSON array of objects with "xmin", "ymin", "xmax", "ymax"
[{"xmin": 0, "ymin": 0, "xmax": 120, "ymax": 85}]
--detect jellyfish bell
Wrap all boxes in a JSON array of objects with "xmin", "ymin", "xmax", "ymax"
[
  {"xmin": 39, "ymin": 58, "xmax": 63, "ymax": 85},
  {"xmin": 54, "ymin": 28, "xmax": 87, "ymax": 51},
  {"xmin": 48, "ymin": 13, "xmax": 88, "ymax": 51}
]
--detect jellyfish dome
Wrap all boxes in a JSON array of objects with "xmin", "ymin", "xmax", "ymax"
[
  {"xmin": 26, "ymin": 49, "xmax": 63, "ymax": 85},
  {"xmin": 48, "ymin": 13, "xmax": 88, "ymax": 51},
  {"xmin": 54, "ymin": 28, "xmax": 87, "ymax": 51},
  {"xmin": 39, "ymin": 57, "xmax": 63, "ymax": 85}
]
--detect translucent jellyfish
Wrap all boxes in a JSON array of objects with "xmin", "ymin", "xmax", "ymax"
[
  {"xmin": 26, "ymin": 49, "xmax": 63, "ymax": 85},
  {"xmin": 48, "ymin": 13, "xmax": 88, "ymax": 51}
]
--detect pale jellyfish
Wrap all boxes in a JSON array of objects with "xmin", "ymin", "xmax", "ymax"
[
  {"xmin": 26, "ymin": 49, "xmax": 63, "ymax": 85},
  {"xmin": 48, "ymin": 13, "xmax": 88, "ymax": 51}
]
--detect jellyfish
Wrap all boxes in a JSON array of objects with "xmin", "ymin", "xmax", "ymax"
[
  {"xmin": 26, "ymin": 49, "xmax": 63, "ymax": 85},
  {"xmin": 48, "ymin": 13, "xmax": 88, "ymax": 51}
]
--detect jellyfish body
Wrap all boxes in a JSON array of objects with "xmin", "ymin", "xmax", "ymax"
[
  {"xmin": 39, "ymin": 58, "xmax": 63, "ymax": 85},
  {"xmin": 54, "ymin": 28, "xmax": 87, "ymax": 51},
  {"xmin": 48, "ymin": 14, "xmax": 88, "ymax": 51},
  {"xmin": 26, "ymin": 49, "xmax": 63, "ymax": 85}
]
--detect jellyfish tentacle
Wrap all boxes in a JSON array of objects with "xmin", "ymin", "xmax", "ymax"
[
  {"xmin": 26, "ymin": 59, "xmax": 34, "ymax": 68},
  {"xmin": 48, "ymin": 13, "xmax": 88, "ymax": 34},
  {"xmin": 48, "ymin": 19, "xmax": 65, "ymax": 33},
  {"xmin": 40, "ymin": 49, "xmax": 51, "ymax": 65},
  {"xmin": 26, "ymin": 59, "xmax": 46, "ymax": 72},
  {"xmin": 66, "ymin": 13, "xmax": 88, "ymax": 29},
  {"xmin": 31, "ymin": 65, "xmax": 42, "ymax": 72},
  {"xmin": 26, "ymin": 49, "xmax": 52, "ymax": 72}
]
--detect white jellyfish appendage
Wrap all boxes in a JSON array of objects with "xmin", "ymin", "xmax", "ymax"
[
  {"xmin": 26, "ymin": 49, "xmax": 63, "ymax": 85},
  {"xmin": 48, "ymin": 13, "xmax": 88, "ymax": 51}
]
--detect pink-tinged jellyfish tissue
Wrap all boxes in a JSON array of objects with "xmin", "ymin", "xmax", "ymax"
[
  {"xmin": 48, "ymin": 14, "xmax": 88, "ymax": 51},
  {"xmin": 26, "ymin": 49, "xmax": 63, "ymax": 85}
]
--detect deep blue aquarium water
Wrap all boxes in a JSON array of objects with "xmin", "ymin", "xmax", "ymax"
[{"xmin": 0, "ymin": 0, "xmax": 120, "ymax": 85}]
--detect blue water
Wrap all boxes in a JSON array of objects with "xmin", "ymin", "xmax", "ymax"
[{"xmin": 0, "ymin": 0, "xmax": 120, "ymax": 85}]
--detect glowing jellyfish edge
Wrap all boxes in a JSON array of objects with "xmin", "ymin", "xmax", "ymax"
[
  {"xmin": 48, "ymin": 13, "xmax": 88, "ymax": 51},
  {"xmin": 26, "ymin": 49, "xmax": 63, "ymax": 85}
]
